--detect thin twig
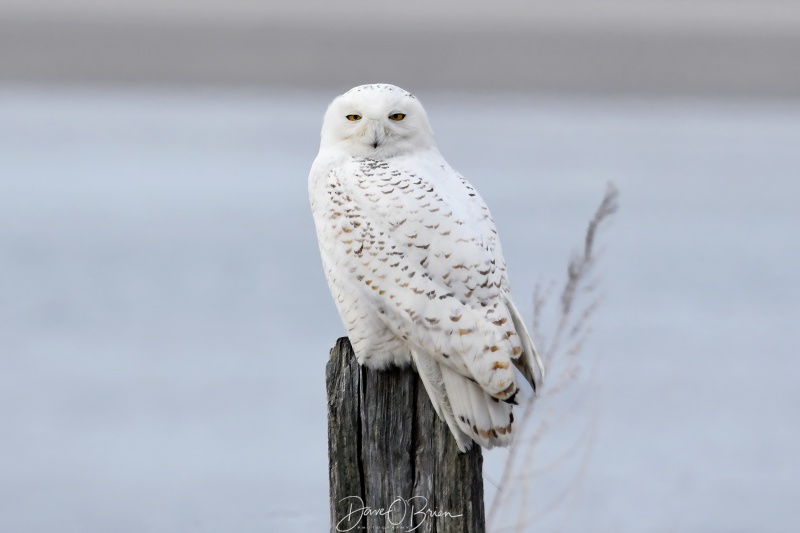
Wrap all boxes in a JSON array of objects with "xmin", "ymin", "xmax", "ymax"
[{"xmin": 487, "ymin": 183, "xmax": 618, "ymax": 531}]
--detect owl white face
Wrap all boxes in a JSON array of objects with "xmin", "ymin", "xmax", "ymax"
[{"xmin": 319, "ymin": 84, "xmax": 437, "ymax": 159}]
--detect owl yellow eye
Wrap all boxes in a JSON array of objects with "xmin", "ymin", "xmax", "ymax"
[
  {"xmin": 388, "ymin": 113, "xmax": 406, "ymax": 121},
  {"xmin": 346, "ymin": 114, "xmax": 361, "ymax": 121}
]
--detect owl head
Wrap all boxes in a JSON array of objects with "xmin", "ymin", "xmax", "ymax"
[{"xmin": 319, "ymin": 84, "xmax": 437, "ymax": 159}]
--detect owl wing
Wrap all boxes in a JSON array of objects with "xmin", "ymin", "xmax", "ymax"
[
  {"xmin": 312, "ymin": 154, "xmax": 545, "ymax": 449},
  {"xmin": 317, "ymin": 155, "xmax": 542, "ymax": 399}
]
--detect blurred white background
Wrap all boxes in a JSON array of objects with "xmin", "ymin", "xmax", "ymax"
[{"xmin": 1, "ymin": 1, "xmax": 798, "ymax": 531}]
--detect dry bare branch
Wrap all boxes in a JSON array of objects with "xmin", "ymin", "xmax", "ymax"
[{"xmin": 487, "ymin": 183, "xmax": 618, "ymax": 531}]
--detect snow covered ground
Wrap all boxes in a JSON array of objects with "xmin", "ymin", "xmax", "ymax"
[{"xmin": 1, "ymin": 87, "xmax": 798, "ymax": 531}]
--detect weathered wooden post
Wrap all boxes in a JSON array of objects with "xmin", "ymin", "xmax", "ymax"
[{"xmin": 326, "ymin": 337, "xmax": 485, "ymax": 533}]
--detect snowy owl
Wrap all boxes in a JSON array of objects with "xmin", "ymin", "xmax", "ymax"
[{"xmin": 309, "ymin": 84, "xmax": 544, "ymax": 451}]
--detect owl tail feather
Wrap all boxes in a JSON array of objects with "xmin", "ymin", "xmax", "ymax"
[
  {"xmin": 441, "ymin": 364, "xmax": 515, "ymax": 450},
  {"xmin": 410, "ymin": 349, "xmax": 473, "ymax": 452}
]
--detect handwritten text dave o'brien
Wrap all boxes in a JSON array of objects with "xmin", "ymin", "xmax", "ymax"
[{"xmin": 336, "ymin": 495, "xmax": 463, "ymax": 532}]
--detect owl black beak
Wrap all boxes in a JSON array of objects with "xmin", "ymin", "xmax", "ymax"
[{"xmin": 367, "ymin": 120, "xmax": 383, "ymax": 149}]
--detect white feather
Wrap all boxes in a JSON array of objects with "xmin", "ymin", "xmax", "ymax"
[
  {"xmin": 442, "ymin": 365, "xmax": 514, "ymax": 449},
  {"xmin": 411, "ymin": 349, "xmax": 472, "ymax": 452}
]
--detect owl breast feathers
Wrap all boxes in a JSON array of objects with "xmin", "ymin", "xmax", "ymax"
[{"xmin": 309, "ymin": 84, "xmax": 543, "ymax": 450}]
